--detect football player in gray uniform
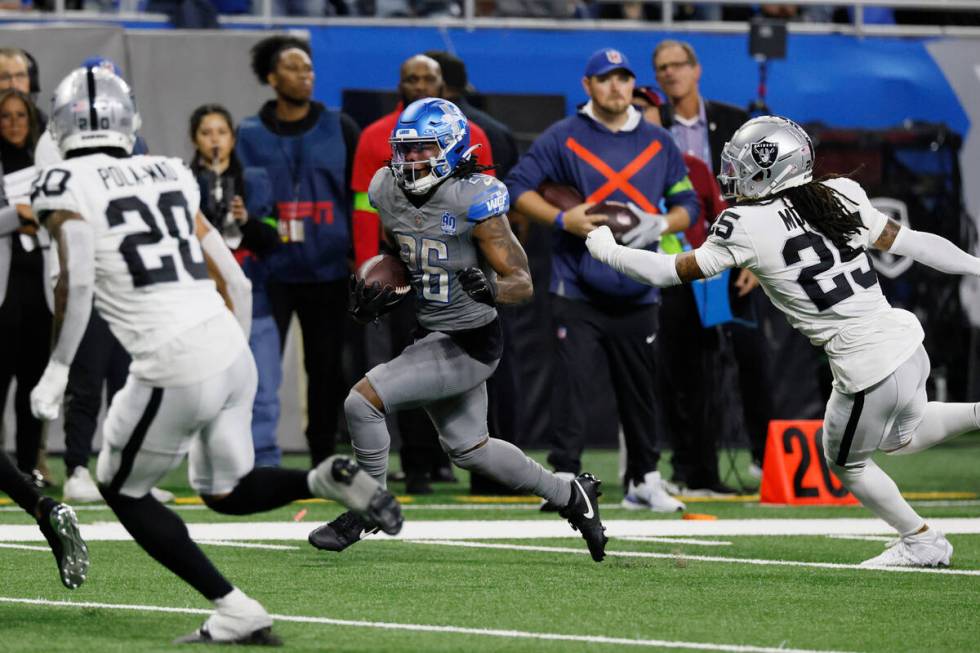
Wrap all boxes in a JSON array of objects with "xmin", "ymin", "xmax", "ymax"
[{"xmin": 308, "ymin": 98, "xmax": 608, "ymax": 562}]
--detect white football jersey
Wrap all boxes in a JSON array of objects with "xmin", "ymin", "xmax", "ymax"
[
  {"xmin": 695, "ymin": 177, "xmax": 923, "ymax": 393},
  {"xmin": 31, "ymin": 153, "xmax": 245, "ymax": 386}
]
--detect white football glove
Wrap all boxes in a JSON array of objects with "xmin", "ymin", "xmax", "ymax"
[
  {"xmin": 586, "ymin": 225, "xmax": 618, "ymax": 264},
  {"xmin": 621, "ymin": 202, "xmax": 670, "ymax": 249},
  {"xmin": 30, "ymin": 361, "xmax": 70, "ymax": 421}
]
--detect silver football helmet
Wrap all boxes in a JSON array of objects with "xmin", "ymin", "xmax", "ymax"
[
  {"xmin": 48, "ymin": 66, "xmax": 141, "ymax": 157},
  {"xmin": 717, "ymin": 115, "xmax": 813, "ymax": 200}
]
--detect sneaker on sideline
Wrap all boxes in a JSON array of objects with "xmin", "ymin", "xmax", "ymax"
[
  {"xmin": 621, "ymin": 471, "xmax": 685, "ymax": 513},
  {"xmin": 63, "ymin": 467, "xmax": 102, "ymax": 503}
]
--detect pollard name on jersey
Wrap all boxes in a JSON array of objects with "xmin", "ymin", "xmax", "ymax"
[
  {"xmin": 31, "ymin": 153, "xmax": 242, "ymax": 385},
  {"xmin": 368, "ymin": 169, "xmax": 509, "ymax": 332},
  {"xmin": 694, "ymin": 176, "xmax": 923, "ymax": 393}
]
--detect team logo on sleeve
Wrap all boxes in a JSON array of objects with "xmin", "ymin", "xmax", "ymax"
[
  {"xmin": 751, "ymin": 141, "xmax": 779, "ymax": 168},
  {"xmin": 441, "ymin": 212, "xmax": 457, "ymax": 236}
]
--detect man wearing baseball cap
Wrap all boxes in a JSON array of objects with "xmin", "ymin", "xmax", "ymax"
[{"xmin": 506, "ymin": 48, "xmax": 698, "ymax": 514}]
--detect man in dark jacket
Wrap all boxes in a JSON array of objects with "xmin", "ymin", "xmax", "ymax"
[
  {"xmin": 237, "ymin": 35, "xmax": 361, "ymax": 465},
  {"xmin": 507, "ymin": 48, "xmax": 699, "ymax": 513}
]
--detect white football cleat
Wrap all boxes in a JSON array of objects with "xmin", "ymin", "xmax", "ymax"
[
  {"xmin": 63, "ymin": 467, "xmax": 102, "ymax": 503},
  {"xmin": 175, "ymin": 588, "xmax": 281, "ymax": 646},
  {"xmin": 860, "ymin": 528, "xmax": 953, "ymax": 568},
  {"xmin": 621, "ymin": 471, "xmax": 685, "ymax": 513}
]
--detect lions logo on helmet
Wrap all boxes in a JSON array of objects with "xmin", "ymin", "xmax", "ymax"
[
  {"xmin": 48, "ymin": 66, "xmax": 141, "ymax": 157},
  {"xmin": 717, "ymin": 116, "xmax": 813, "ymax": 200},
  {"xmin": 388, "ymin": 98, "xmax": 472, "ymax": 195}
]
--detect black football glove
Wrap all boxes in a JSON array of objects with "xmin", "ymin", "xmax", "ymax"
[
  {"xmin": 456, "ymin": 267, "xmax": 497, "ymax": 307},
  {"xmin": 348, "ymin": 277, "xmax": 406, "ymax": 324}
]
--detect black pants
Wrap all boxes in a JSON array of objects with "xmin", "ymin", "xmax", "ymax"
[
  {"xmin": 659, "ymin": 285, "xmax": 719, "ymax": 488},
  {"xmin": 548, "ymin": 296, "xmax": 661, "ymax": 485},
  {"xmin": 0, "ymin": 242, "xmax": 51, "ymax": 473},
  {"xmin": 268, "ymin": 279, "xmax": 347, "ymax": 465},
  {"xmin": 63, "ymin": 311, "xmax": 130, "ymax": 473},
  {"xmin": 726, "ymin": 308, "xmax": 774, "ymax": 465}
]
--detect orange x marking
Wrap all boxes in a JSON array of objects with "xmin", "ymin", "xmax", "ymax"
[{"xmin": 565, "ymin": 137, "xmax": 662, "ymax": 213}]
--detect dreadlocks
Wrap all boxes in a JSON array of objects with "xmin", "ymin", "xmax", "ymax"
[
  {"xmin": 450, "ymin": 155, "xmax": 496, "ymax": 180},
  {"xmin": 778, "ymin": 176, "xmax": 863, "ymax": 249}
]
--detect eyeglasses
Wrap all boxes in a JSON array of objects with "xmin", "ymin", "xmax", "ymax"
[
  {"xmin": 0, "ymin": 71, "xmax": 29, "ymax": 85},
  {"xmin": 655, "ymin": 61, "xmax": 692, "ymax": 74}
]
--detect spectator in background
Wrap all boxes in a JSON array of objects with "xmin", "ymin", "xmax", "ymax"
[
  {"xmin": 424, "ymin": 50, "xmax": 518, "ymax": 179},
  {"xmin": 507, "ymin": 48, "xmax": 698, "ymax": 513},
  {"xmin": 0, "ymin": 88, "xmax": 48, "ymax": 482},
  {"xmin": 654, "ymin": 39, "xmax": 774, "ymax": 481},
  {"xmin": 190, "ymin": 103, "xmax": 282, "ymax": 467},
  {"xmin": 237, "ymin": 35, "xmax": 360, "ymax": 465},
  {"xmin": 653, "ymin": 40, "xmax": 747, "ymax": 177},
  {"xmin": 350, "ymin": 53, "xmax": 494, "ymax": 493},
  {"xmin": 631, "ymin": 85, "xmax": 736, "ymax": 495}
]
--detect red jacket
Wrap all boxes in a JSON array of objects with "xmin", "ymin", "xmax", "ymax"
[{"xmin": 682, "ymin": 153, "xmax": 727, "ymax": 248}]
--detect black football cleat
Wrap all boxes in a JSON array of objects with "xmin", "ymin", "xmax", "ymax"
[
  {"xmin": 308, "ymin": 511, "xmax": 379, "ymax": 552},
  {"xmin": 558, "ymin": 473, "xmax": 608, "ymax": 562},
  {"xmin": 37, "ymin": 502, "xmax": 89, "ymax": 589},
  {"xmin": 174, "ymin": 626, "xmax": 283, "ymax": 646},
  {"xmin": 309, "ymin": 455, "xmax": 404, "ymax": 536}
]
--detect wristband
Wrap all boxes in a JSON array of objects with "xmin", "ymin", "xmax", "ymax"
[{"xmin": 554, "ymin": 211, "xmax": 565, "ymax": 231}]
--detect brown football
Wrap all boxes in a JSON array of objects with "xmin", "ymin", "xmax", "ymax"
[
  {"xmin": 356, "ymin": 254, "xmax": 413, "ymax": 296},
  {"xmin": 537, "ymin": 181, "xmax": 584, "ymax": 211},
  {"xmin": 586, "ymin": 201, "xmax": 641, "ymax": 243}
]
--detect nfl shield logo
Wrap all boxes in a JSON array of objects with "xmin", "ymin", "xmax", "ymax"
[
  {"xmin": 751, "ymin": 141, "xmax": 779, "ymax": 168},
  {"xmin": 441, "ymin": 212, "xmax": 457, "ymax": 235},
  {"xmin": 607, "ymin": 50, "xmax": 623, "ymax": 65}
]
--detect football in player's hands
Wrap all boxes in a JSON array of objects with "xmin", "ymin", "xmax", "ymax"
[
  {"xmin": 457, "ymin": 267, "xmax": 496, "ymax": 306},
  {"xmin": 355, "ymin": 253, "xmax": 412, "ymax": 294}
]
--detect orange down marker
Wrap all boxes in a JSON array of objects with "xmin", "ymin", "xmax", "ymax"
[{"xmin": 760, "ymin": 420, "xmax": 858, "ymax": 506}]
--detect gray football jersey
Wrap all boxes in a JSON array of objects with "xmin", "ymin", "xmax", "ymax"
[{"xmin": 368, "ymin": 168, "xmax": 509, "ymax": 331}]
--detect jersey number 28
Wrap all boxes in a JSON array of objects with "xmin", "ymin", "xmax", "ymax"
[{"xmin": 107, "ymin": 191, "xmax": 208, "ymax": 287}]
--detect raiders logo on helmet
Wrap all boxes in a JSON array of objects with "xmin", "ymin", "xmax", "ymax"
[{"xmin": 751, "ymin": 141, "xmax": 779, "ymax": 169}]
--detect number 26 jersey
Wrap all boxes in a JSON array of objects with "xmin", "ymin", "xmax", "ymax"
[
  {"xmin": 694, "ymin": 176, "xmax": 923, "ymax": 394},
  {"xmin": 31, "ymin": 153, "xmax": 243, "ymax": 386}
]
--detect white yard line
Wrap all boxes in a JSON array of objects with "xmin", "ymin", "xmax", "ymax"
[
  {"xmin": 0, "ymin": 542, "xmax": 50, "ymax": 552},
  {"xmin": 196, "ymin": 540, "xmax": 299, "ymax": 551},
  {"xmin": 411, "ymin": 541, "xmax": 980, "ymax": 576},
  {"xmin": 827, "ymin": 535, "xmax": 894, "ymax": 543},
  {"xmin": 0, "ymin": 596, "xmax": 857, "ymax": 653},
  {"xmin": 2, "ymin": 518, "xmax": 980, "ymax": 542},
  {"xmin": 619, "ymin": 536, "xmax": 733, "ymax": 547}
]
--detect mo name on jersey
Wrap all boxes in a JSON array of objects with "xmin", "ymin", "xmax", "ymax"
[
  {"xmin": 31, "ymin": 153, "xmax": 244, "ymax": 386},
  {"xmin": 368, "ymin": 168, "xmax": 509, "ymax": 332},
  {"xmin": 697, "ymin": 176, "xmax": 923, "ymax": 394}
]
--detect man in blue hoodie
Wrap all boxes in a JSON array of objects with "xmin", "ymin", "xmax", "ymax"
[
  {"xmin": 237, "ymin": 36, "xmax": 361, "ymax": 464},
  {"xmin": 506, "ymin": 48, "xmax": 698, "ymax": 512}
]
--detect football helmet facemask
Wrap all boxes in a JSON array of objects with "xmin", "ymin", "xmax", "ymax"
[{"xmin": 389, "ymin": 97, "xmax": 471, "ymax": 195}]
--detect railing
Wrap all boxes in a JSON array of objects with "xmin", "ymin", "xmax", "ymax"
[{"xmin": 3, "ymin": 0, "xmax": 980, "ymax": 36}]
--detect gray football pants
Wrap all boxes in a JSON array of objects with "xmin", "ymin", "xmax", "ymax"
[
  {"xmin": 347, "ymin": 330, "xmax": 570, "ymax": 506},
  {"xmin": 822, "ymin": 345, "xmax": 980, "ymax": 535}
]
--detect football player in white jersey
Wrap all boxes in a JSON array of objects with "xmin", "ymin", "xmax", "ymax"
[
  {"xmin": 29, "ymin": 66, "xmax": 402, "ymax": 645},
  {"xmin": 587, "ymin": 116, "xmax": 980, "ymax": 568}
]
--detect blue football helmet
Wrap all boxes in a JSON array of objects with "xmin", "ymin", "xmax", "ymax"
[{"xmin": 389, "ymin": 98, "xmax": 471, "ymax": 194}]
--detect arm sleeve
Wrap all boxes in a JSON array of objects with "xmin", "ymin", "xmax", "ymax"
[
  {"xmin": 605, "ymin": 246, "xmax": 681, "ymax": 287},
  {"xmin": 49, "ymin": 219, "xmax": 95, "ymax": 367},
  {"xmin": 200, "ymin": 227, "xmax": 253, "ymax": 335},
  {"xmin": 890, "ymin": 226, "xmax": 980, "ymax": 276}
]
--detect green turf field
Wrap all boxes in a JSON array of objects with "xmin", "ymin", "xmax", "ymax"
[{"xmin": 1, "ymin": 436, "xmax": 978, "ymax": 652}]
